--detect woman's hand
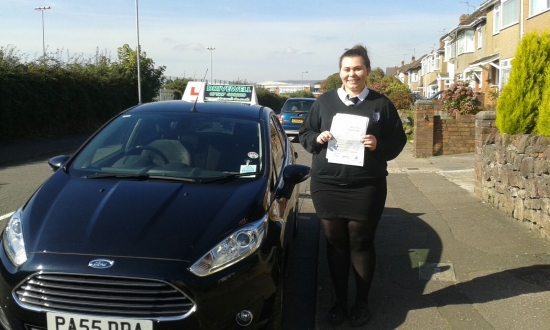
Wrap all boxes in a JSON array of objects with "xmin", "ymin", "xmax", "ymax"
[
  {"xmin": 361, "ymin": 134, "xmax": 377, "ymax": 151},
  {"xmin": 316, "ymin": 131, "xmax": 333, "ymax": 145}
]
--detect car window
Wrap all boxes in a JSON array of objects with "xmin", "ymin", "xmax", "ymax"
[
  {"xmin": 283, "ymin": 99, "xmax": 315, "ymax": 113},
  {"xmin": 269, "ymin": 118, "xmax": 285, "ymax": 179},
  {"xmin": 70, "ymin": 113, "xmax": 264, "ymax": 181}
]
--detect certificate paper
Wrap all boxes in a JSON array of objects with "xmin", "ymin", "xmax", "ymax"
[{"xmin": 326, "ymin": 114, "xmax": 368, "ymax": 166}]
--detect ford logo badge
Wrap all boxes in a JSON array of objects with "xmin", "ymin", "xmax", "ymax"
[{"xmin": 88, "ymin": 259, "xmax": 114, "ymax": 269}]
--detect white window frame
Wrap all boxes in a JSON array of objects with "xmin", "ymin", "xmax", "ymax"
[
  {"xmin": 493, "ymin": 4, "xmax": 501, "ymax": 34},
  {"xmin": 501, "ymin": 0, "xmax": 519, "ymax": 28},
  {"xmin": 530, "ymin": 0, "xmax": 550, "ymax": 16},
  {"xmin": 458, "ymin": 30, "xmax": 475, "ymax": 55},
  {"xmin": 421, "ymin": 59, "xmax": 428, "ymax": 76},
  {"xmin": 411, "ymin": 70, "xmax": 419, "ymax": 83},
  {"xmin": 444, "ymin": 43, "xmax": 451, "ymax": 62},
  {"xmin": 499, "ymin": 58, "xmax": 513, "ymax": 89},
  {"xmin": 476, "ymin": 26, "xmax": 483, "ymax": 49},
  {"xmin": 434, "ymin": 54, "xmax": 441, "ymax": 70}
]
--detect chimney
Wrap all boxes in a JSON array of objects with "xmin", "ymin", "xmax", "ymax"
[
  {"xmin": 411, "ymin": 56, "xmax": 415, "ymax": 62},
  {"xmin": 459, "ymin": 14, "xmax": 469, "ymax": 23},
  {"xmin": 401, "ymin": 60, "xmax": 405, "ymax": 66}
]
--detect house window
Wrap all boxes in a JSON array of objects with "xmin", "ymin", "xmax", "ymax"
[
  {"xmin": 411, "ymin": 70, "xmax": 419, "ymax": 82},
  {"xmin": 434, "ymin": 54, "xmax": 440, "ymax": 70},
  {"xmin": 458, "ymin": 30, "xmax": 475, "ymax": 54},
  {"xmin": 476, "ymin": 26, "xmax": 483, "ymax": 49},
  {"xmin": 530, "ymin": 0, "xmax": 550, "ymax": 15},
  {"xmin": 499, "ymin": 58, "xmax": 512, "ymax": 88},
  {"xmin": 493, "ymin": 4, "xmax": 501, "ymax": 34},
  {"xmin": 502, "ymin": 0, "xmax": 519, "ymax": 28}
]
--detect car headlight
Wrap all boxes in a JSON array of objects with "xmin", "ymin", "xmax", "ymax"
[
  {"xmin": 3, "ymin": 209, "xmax": 27, "ymax": 266},
  {"xmin": 189, "ymin": 217, "xmax": 267, "ymax": 276}
]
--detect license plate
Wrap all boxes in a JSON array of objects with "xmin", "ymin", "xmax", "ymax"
[
  {"xmin": 47, "ymin": 312, "xmax": 153, "ymax": 330},
  {"xmin": 291, "ymin": 118, "xmax": 303, "ymax": 123}
]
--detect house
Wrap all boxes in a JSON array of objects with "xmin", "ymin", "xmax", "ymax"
[
  {"xmin": 442, "ymin": 0, "xmax": 550, "ymax": 107},
  {"xmin": 395, "ymin": 55, "xmax": 426, "ymax": 95},
  {"xmin": 420, "ymin": 47, "xmax": 447, "ymax": 98},
  {"xmin": 388, "ymin": 0, "xmax": 550, "ymax": 107}
]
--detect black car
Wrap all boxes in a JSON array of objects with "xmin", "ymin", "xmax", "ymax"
[
  {"xmin": 277, "ymin": 98, "xmax": 315, "ymax": 140},
  {"xmin": 0, "ymin": 100, "xmax": 310, "ymax": 330}
]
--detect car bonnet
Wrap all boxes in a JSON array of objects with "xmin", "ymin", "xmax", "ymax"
[{"xmin": 21, "ymin": 171, "xmax": 268, "ymax": 262}]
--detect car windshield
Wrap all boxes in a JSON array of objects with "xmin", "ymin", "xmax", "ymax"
[
  {"xmin": 282, "ymin": 99, "xmax": 314, "ymax": 113},
  {"xmin": 70, "ymin": 112, "xmax": 263, "ymax": 181}
]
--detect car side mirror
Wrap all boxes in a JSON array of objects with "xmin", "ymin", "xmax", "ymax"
[
  {"xmin": 276, "ymin": 164, "xmax": 311, "ymax": 199},
  {"xmin": 48, "ymin": 155, "xmax": 71, "ymax": 171}
]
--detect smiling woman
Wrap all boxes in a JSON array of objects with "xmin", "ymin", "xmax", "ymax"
[{"xmin": 299, "ymin": 45, "xmax": 406, "ymax": 327}]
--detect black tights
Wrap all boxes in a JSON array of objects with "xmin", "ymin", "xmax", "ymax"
[{"xmin": 321, "ymin": 218, "xmax": 379, "ymax": 306}]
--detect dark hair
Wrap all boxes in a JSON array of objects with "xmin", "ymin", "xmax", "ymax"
[{"xmin": 339, "ymin": 45, "xmax": 371, "ymax": 70}]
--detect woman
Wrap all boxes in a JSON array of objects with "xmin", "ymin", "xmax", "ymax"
[{"xmin": 299, "ymin": 45, "xmax": 406, "ymax": 327}]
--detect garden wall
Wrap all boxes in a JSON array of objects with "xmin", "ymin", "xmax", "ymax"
[
  {"xmin": 413, "ymin": 100, "xmax": 475, "ymax": 157},
  {"xmin": 475, "ymin": 111, "xmax": 550, "ymax": 239}
]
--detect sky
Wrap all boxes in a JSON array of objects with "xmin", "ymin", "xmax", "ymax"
[{"xmin": 1, "ymin": 0, "xmax": 485, "ymax": 83}]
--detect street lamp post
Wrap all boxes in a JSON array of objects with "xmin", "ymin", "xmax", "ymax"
[
  {"xmin": 301, "ymin": 71, "xmax": 308, "ymax": 96},
  {"xmin": 207, "ymin": 47, "xmax": 215, "ymax": 82},
  {"xmin": 35, "ymin": 6, "xmax": 51, "ymax": 58},
  {"xmin": 135, "ymin": 0, "xmax": 142, "ymax": 104}
]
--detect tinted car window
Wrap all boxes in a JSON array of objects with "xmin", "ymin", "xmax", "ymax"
[
  {"xmin": 269, "ymin": 119, "xmax": 285, "ymax": 178},
  {"xmin": 282, "ymin": 99, "xmax": 315, "ymax": 113},
  {"xmin": 71, "ymin": 113, "xmax": 263, "ymax": 180}
]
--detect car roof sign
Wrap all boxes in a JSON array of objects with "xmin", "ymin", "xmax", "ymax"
[{"xmin": 182, "ymin": 82, "xmax": 258, "ymax": 105}]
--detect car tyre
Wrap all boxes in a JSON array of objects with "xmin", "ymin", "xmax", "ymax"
[
  {"xmin": 292, "ymin": 199, "xmax": 300, "ymax": 237},
  {"xmin": 263, "ymin": 277, "xmax": 283, "ymax": 330}
]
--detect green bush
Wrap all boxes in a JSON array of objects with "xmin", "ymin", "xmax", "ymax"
[
  {"xmin": 388, "ymin": 91, "xmax": 413, "ymax": 110},
  {"xmin": 0, "ymin": 45, "xmax": 165, "ymax": 142},
  {"xmin": 163, "ymin": 78, "xmax": 189, "ymax": 100},
  {"xmin": 496, "ymin": 31, "xmax": 550, "ymax": 134},
  {"xmin": 441, "ymin": 81, "xmax": 480, "ymax": 117},
  {"xmin": 536, "ymin": 65, "xmax": 550, "ymax": 136},
  {"xmin": 256, "ymin": 87, "xmax": 282, "ymax": 111}
]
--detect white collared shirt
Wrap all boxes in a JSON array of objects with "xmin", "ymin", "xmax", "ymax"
[{"xmin": 337, "ymin": 86, "xmax": 370, "ymax": 107}]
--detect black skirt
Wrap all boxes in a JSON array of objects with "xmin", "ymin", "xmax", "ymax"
[{"xmin": 310, "ymin": 177, "xmax": 387, "ymax": 222}]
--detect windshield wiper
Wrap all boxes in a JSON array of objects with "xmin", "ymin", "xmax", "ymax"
[
  {"xmin": 85, "ymin": 173, "xmax": 197, "ymax": 183},
  {"xmin": 85, "ymin": 173, "xmax": 150, "ymax": 180},
  {"xmin": 198, "ymin": 172, "xmax": 258, "ymax": 183},
  {"xmin": 148, "ymin": 175, "xmax": 198, "ymax": 183}
]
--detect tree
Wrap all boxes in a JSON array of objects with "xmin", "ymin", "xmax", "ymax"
[
  {"xmin": 164, "ymin": 78, "xmax": 190, "ymax": 99},
  {"xmin": 535, "ymin": 65, "xmax": 550, "ymax": 136},
  {"xmin": 366, "ymin": 67, "xmax": 385, "ymax": 85},
  {"xmin": 496, "ymin": 32, "xmax": 550, "ymax": 134},
  {"xmin": 111, "ymin": 44, "xmax": 166, "ymax": 103},
  {"xmin": 256, "ymin": 87, "xmax": 282, "ymax": 111},
  {"xmin": 321, "ymin": 73, "xmax": 340, "ymax": 92}
]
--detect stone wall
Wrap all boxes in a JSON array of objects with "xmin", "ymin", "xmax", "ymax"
[{"xmin": 475, "ymin": 111, "xmax": 550, "ymax": 239}]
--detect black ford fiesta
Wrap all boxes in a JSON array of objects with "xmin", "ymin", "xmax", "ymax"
[{"xmin": 0, "ymin": 100, "xmax": 310, "ymax": 330}]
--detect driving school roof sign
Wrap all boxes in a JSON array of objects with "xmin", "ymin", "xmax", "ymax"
[{"xmin": 182, "ymin": 82, "xmax": 258, "ymax": 105}]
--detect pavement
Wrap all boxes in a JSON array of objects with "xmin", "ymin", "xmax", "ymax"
[{"xmin": 1, "ymin": 136, "xmax": 550, "ymax": 329}]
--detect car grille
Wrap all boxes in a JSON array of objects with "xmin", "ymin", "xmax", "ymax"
[{"xmin": 14, "ymin": 273, "xmax": 195, "ymax": 320}]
